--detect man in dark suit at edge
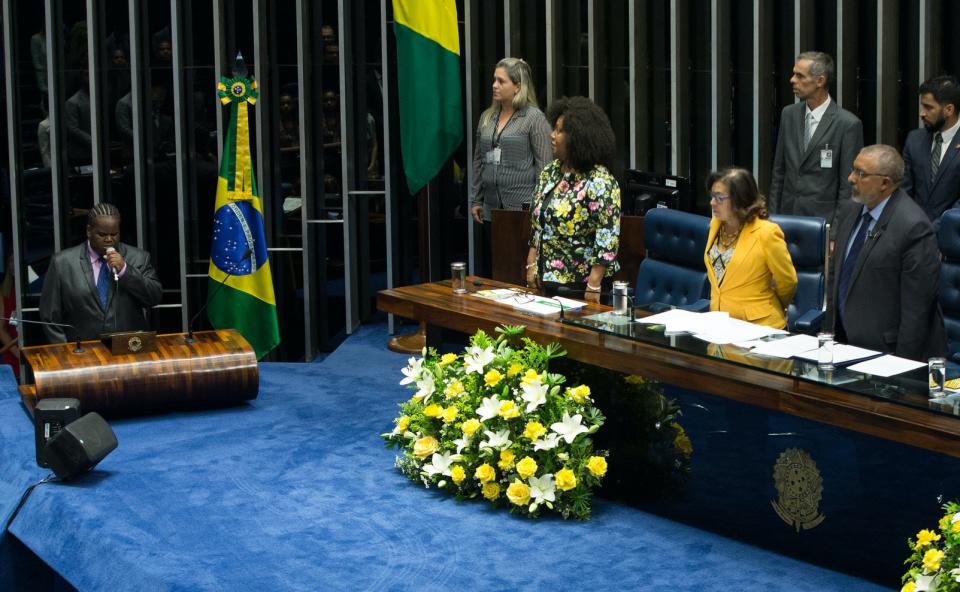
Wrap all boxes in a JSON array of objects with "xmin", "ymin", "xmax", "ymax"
[
  {"xmin": 39, "ymin": 203, "xmax": 162, "ymax": 343},
  {"xmin": 770, "ymin": 51, "xmax": 864, "ymax": 239},
  {"xmin": 831, "ymin": 144, "xmax": 947, "ymax": 362},
  {"xmin": 902, "ymin": 74, "xmax": 960, "ymax": 228}
]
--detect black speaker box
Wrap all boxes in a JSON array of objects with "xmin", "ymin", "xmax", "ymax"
[
  {"xmin": 34, "ymin": 398, "xmax": 82, "ymax": 468},
  {"xmin": 46, "ymin": 412, "xmax": 119, "ymax": 480}
]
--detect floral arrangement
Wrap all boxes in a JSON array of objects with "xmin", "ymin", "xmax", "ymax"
[
  {"xmin": 382, "ymin": 325, "xmax": 608, "ymax": 519},
  {"xmin": 901, "ymin": 501, "xmax": 960, "ymax": 592}
]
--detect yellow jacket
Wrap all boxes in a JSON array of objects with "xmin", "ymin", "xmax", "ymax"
[{"xmin": 704, "ymin": 217, "xmax": 798, "ymax": 329}]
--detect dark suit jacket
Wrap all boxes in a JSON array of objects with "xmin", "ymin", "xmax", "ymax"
[
  {"xmin": 901, "ymin": 126, "xmax": 960, "ymax": 226},
  {"xmin": 830, "ymin": 189, "xmax": 947, "ymax": 361},
  {"xmin": 770, "ymin": 99, "xmax": 864, "ymax": 236},
  {"xmin": 39, "ymin": 242, "xmax": 163, "ymax": 343}
]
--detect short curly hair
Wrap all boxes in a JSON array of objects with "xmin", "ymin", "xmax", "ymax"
[{"xmin": 546, "ymin": 96, "xmax": 616, "ymax": 173}]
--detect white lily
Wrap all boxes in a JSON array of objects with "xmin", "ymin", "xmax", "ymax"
[
  {"xmin": 481, "ymin": 429, "xmax": 512, "ymax": 450},
  {"xmin": 950, "ymin": 567, "xmax": 960, "ymax": 583},
  {"xmin": 414, "ymin": 373, "xmax": 436, "ymax": 403},
  {"xmin": 463, "ymin": 346, "xmax": 495, "ymax": 375},
  {"xmin": 399, "ymin": 357, "xmax": 423, "ymax": 385},
  {"xmin": 520, "ymin": 381, "xmax": 549, "ymax": 412},
  {"xmin": 422, "ymin": 451, "xmax": 454, "ymax": 476},
  {"xmin": 528, "ymin": 474, "xmax": 557, "ymax": 508},
  {"xmin": 915, "ymin": 573, "xmax": 940, "ymax": 592},
  {"xmin": 452, "ymin": 435, "xmax": 471, "ymax": 454},
  {"xmin": 551, "ymin": 412, "xmax": 589, "ymax": 444},
  {"xmin": 476, "ymin": 396, "xmax": 502, "ymax": 422},
  {"xmin": 532, "ymin": 432, "xmax": 561, "ymax": 451}
]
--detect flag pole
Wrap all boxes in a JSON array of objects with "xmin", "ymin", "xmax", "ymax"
[{"xmin": 387, "ymin": 182, "xmax": 430, "ymax": 353}]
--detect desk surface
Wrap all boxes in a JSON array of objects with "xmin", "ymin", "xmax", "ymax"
[{"xmin": 378, "ymin": 278, "xmax": 960, "ymax": 458}]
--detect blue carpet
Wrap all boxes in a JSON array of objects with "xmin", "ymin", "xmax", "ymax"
[{"xmin": 0, "ymin": 324, "xmax": 890, "ymax": 591}]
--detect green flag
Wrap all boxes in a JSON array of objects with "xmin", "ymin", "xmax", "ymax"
[{"xmin": 393, "ymin": 0, "xmax": 463, "ymax": 194}]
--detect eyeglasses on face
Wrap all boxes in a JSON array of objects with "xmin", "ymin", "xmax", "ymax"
[
  {"xmin": 709, "ymin": 192, "xmax": 730, "ymax": 203},
  {"xmin": 851, "ymin": 168, "xmax": 888, "ymax": 180}
]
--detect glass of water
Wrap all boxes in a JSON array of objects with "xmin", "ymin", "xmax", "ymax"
[
  {"xmin": 929, "ymin": 357, "xmax": 947, "ymax": 398},
  {"xmin": 816, "ymin": 333, "xmax": 835, "ymax": 371}
]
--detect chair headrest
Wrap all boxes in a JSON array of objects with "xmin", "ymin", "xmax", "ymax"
[
  {"xmin": 643, "ymin": 208, "xmax": 710, "ymax": 266},
  {"xmin": 939, "ymin": 209, "xmax": 960, "ymax": 260},
  {"xmin": 769, "ymin": 214, "xmax": 826, "ymax": 269}
]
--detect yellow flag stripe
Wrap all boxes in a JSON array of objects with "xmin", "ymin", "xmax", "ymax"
[
  {"xmin": 208, "ymin": 261, "xmax": 277, "ymax": 305},
  {"xmin": 393, "ymin": 0, "xmax": 459, "ymax": 56}
]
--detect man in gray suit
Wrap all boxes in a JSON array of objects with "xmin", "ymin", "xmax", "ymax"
[
  {"xmin": 40, "ymin": 203, "xmax": 162, "ymax": 343},
  {"xmin": 831, "ymin": 145, "xmax": 946, "ymax": 362},
  {"xmin": 770, "ymin": 51, "xmax": 864, "ymax": 237}
]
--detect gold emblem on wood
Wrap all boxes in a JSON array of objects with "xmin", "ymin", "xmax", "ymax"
[
  {"xmin": 771, "ymin": 447, "xmax": 825, "ymax": 532},
  {"xmin": 127, "ymin": 335, "xmax": 143, "ymax": 353}
]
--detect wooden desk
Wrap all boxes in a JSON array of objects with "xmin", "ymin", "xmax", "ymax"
[{"xmin": 378, "ymin": 278, "xmax": 960, "ymax": 458}]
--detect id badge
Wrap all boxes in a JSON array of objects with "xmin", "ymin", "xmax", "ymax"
[
  {"xmin": 486, "ymin": 147, "xmax": 502, "ymax": 165},
  {"xmin": 820, "ymin": 146, "xmax": 833, "ymax": 168}
]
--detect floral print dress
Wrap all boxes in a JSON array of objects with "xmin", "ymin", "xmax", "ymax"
[{"xmin": 529, "ymin": 160, "xmax": 621, "ymax": 284}]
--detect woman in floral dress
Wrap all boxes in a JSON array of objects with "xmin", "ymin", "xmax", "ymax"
[{"xmin": 526, "ymin": 96, "xmax": 620, "ymax": 302}]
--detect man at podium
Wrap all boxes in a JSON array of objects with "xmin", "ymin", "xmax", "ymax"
[{"xmin": 39, "ymin": 203, "xmax": 162, "ymax": 343}]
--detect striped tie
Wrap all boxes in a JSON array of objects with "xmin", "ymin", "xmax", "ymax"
[{"xmin": 931, "ymin": 132, "xmax": 943, "ymax": 183}]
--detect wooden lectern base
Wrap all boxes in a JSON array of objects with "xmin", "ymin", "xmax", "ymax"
[{"xmin": 387, "ymin": 322, "xmax": 426, "ymax": 354}]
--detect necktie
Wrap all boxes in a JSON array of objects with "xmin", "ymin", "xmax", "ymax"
[
  {"xmin": 931, "ymin": 132, "xmax": 944, "ymax": 182},
  {"xmin": 804, "ymin": 112, "xmax": 815, "ymax": 150},
  {"xmin": 837, "ymin": 212, "xmax": 872, "ymax": 321},
  {"xmin": 97, "ymin": 257, "xmax": 110, "ymax": 310}
]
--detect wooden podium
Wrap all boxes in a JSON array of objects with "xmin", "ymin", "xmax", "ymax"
[{"xmin": 18, "ymin": 329, "xmax": 259, "ymax": 417}]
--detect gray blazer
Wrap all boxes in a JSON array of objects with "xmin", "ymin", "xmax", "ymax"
[
  {"xmin": 829, "ymin": 189, "xmax": 947, "ymax": 361},
  {"xmin": 39, "ymin": 242, "xmax": 163, "ymax": 343},
  {"xmin": 470, "ymin": 105, "xmax": 552, "ymax": 221},
  {"xmin": 769, "ymin": 99, "xmax": 863, "ymax": 235}
]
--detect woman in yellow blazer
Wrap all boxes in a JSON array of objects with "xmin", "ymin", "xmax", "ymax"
[{"xmin": 703, "ymin": 168, "xmax": 798, "ymax": 329}]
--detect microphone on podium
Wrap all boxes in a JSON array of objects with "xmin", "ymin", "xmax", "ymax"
[
  {"xmin": 185, "ymin": 247, "xmax": 253, "ymax": 344},
  {"xmin": 556, "ymin": 285, "xmax": 637, "ymax": 322},
  {"xmin": 2, "ymin": 315, "xmax": 86, "ymax": 353}
]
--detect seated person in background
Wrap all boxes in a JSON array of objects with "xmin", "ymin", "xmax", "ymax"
[
  {"xmin": 39, "ymin": 203, "xmax": 162, "ymax": 343},
  {"xmin": 704, "ymin": 167, "xmax": 797, "ymax": 329}
]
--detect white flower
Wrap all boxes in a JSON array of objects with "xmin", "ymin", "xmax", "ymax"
[
  {"xmin": 550, "ymin": 412, "xmax": 589, "ymax": 444},
  {"xmin": 532, "ymin": 432, "xmax": 561, "ymax": 451},
  {"xmin": 481, "ymin": 429, "xmax": 512, "ymax": 450},
  {"xmin": 528, "ymin": 474, "xmax": 557, "ymax": 508},
  {"xmin": 400, "ymin": 357, "xmax": 423, "ymax": 385},
  {"xmin": 520, "ymin": 381, "xmax": 549, "ymax": 412},
  {"xmin": 476, "ymin": 396, "xmax": 502, "ymax": 422},
  {"xmin": 422, "ymin": 451, "xmax": 454, "ymax": 477},
  {"xmin": 414, "ymin": 373, "xmax": 436, "ymax": 403},
  {"xmin": 452, "ymin": 435, "xmax": 471, "ymax": 454},
  {"xmin": 950, "ymin": 567, "xmax": 960, "ymax": 583},
  {"xmin": 915, "ymin": 573, "xmax": 940, "ymax": 592},
  {"xmin": 463, "ymin": 346, "xmax": 495, "ymax": 375}
]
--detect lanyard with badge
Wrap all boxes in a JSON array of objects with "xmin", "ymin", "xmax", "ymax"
[{"xmin": 485, "ymin": 108, "xmax": 517, "ymax": 165}]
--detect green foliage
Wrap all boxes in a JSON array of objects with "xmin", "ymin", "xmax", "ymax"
[{"xmin": 901, "ymin": 501, "xmax": 960, "ymax": 591}]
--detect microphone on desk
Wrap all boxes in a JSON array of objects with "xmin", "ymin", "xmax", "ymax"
[
  {"xmin": 556, "ymin": 286, "xmax": 637, "ymax": 322},
  {"xmin": 2, "ymin": 315, "xmax": 86, "ymax": 353},
  {"xmin": 185, "ymin": 247, "xmax": 253, "ymax": 345}
]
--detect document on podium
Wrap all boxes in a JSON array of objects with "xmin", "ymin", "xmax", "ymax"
[
  {"xmin": 847, "ymin": 355, "xmax": 926, "ymax": 377},
  {"xmin": 472, "ymin": 289, "xmax": 585, "ymax": 315},
  {"xmin": 749, "ymin": 334, "xmax": 819, "ymax": 358},
  {"xmin": 794, "ymin": 343, "xmax": 881, "ymax": 366}
]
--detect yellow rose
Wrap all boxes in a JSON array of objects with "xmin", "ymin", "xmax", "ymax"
[
  {"xmin": 915, "ymin": 529, "xmax": 941, "ymax": 550},
  {"xmin": 484, "ymin": 369, "xmax": 504, "ymax": 387},
  {"xmin": 625, "ymin": 375, "xmax": 647, "ymax": 385},
  {"xmin": 444, "ymin": 380, "xmax": 465, "ymax": 399},
  {"xmin": 462, "ymin": 418, "xmax": 481, "ymax": 436},
  {"xmin": 587, "ymin": 456, "xmax": 608, "ymax": 478},
  {"xmin": 506, "ymin": 480, "xmax": 531, "ymax": 506},
  {"xmin": 474, "ymin": 463, "xmax": 497, "ymax": 483},
  {"xmin": 412, "ymin": 436, "xmax": 439, "ymax": 459},
  {"xmin": 498, "ymin": 450, "xmax": 516, "ymax": 471},
  {"xmin": 441, "ymin": 406, "xmax": 459, "ymax": 423},
  {"xmin": 901, "ymin": 581, "xmax": 915, "ymax": 592},
  {"xmin": 555, "ymin": 467, "xmax": 577, "ymax": 491},
  {"xmin": 482, "ymin": 482, "xmax": 501, "ymax": 501},
  {"xmin": 566, "ymin": 384, "xmax": 591, "ymax": 403},
  {"xmin": 939, "ymin": 514, "xmax": 952, "ymax": 531},
  {"xmin": 521, "ymin": 369, "xmax": 541, "ymax": 386},
  {"xmin": 450, "ymin": 465, "xmax": 466, "ymax": 484},
  {"xmin": 523, "ymin": 421, "xmax": 547, "ymax": 441},
  {"xmin": 395, "ymin": 415, "xmax": 411, "ymax": 432},
  {"xmin": 438, "ymin": 353, "xmax": 458, "ymax": 366},
  {"xmin": 507, "ymin": 363, "xmax": 524, "ymax": 376},
  {"xmin": 673, "ymin": 424, "xmax": 693, "ymax": 456},
  {"xmin": 922, "ymin": 548, "xmax": 945, "ymax": 572},
  {"xmin": 498, "ymin": 400, "xmax": 520, "ymax": 419},
  {"xmin": 516, "ymin": 456, "xmax": 538, "ymax": 480},
  {"xmin": 409, "ymin": 393, "xmax": 426, "ymax": 404},
  {"xmin": 423, "ymin": 404, "xmax": 443, "ymax": 418}
]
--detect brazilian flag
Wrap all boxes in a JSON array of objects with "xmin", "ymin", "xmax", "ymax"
[
  {"xmin": 393, "ymin": 0, "xmax": 463, "ymax": 194},
  {"xmin": 207, "ymin": 74, "xmax": 280, "ymax": 359}
]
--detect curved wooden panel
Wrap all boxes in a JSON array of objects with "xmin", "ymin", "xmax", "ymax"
[{"xmin": 21, "ymin": 329, "xmax": 258, "ymax": 416}]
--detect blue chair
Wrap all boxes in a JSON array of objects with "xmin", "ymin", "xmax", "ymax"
[
  {"xmin": 937, "ymin": 209, "xmax": 960, "ymax": 362},
  {"xmin": 634, "ymin": 208, "xmax": 711, "ymax": 311},
  {"xmin": 769, "ymin": 214, "xmax": 827, "ymax": 333}
]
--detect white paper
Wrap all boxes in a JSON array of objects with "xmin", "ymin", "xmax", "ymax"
[
  {"xmin": 471, "ymin": 289, "xmax": 585, "ymax": 315},
  {"xmin": 847, "ymin": 355, "xmax": 926, "ymax": 377},
  {"xmin": 795, "ymin": 343, "xmax": 880, "ymax": 365},
  {"xmin": 749, "ymin": 334, "xmax": 819, "ymax": 358},
  {"xmin": 691, "ymin": 317, "xmax": 787, "ymax": 344}
]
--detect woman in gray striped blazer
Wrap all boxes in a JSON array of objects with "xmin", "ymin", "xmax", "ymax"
[{"xmin": 471, "ymin": 58, "xmax": 552, "ymax": 275}]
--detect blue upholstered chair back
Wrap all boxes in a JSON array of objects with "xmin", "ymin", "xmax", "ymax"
[
  {"xmin": 938, "ymin": 209, "xmax": 960, "ymax": 361},
  {"xmin": 769, "ymin": 214, "xmax": 826, "ymax": 332},
  {"xmin": 635, "ymin": 208, "xmax": 711, "ymax": 308}
]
